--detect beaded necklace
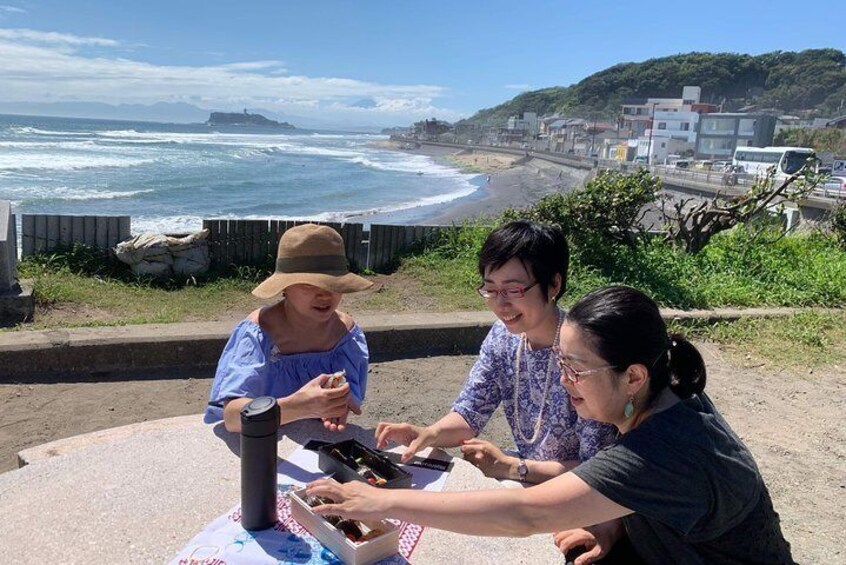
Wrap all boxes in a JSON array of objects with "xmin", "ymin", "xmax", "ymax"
[{"xmin": 512, "ymin": 307, "xmax": 564, "ymax": 445}]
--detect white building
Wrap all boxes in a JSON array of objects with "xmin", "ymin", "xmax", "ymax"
[
  {"xmin": 652, "ymin": 110, "xmax": 700, "ymax": 144},
  {"xmin": 506, "ymin": 112, "xmax": 539, "ymax": 137},
  {"xmin": 636, "ymin": 131, "xmax": 693, "ymax": 164},
  {"xmin": 621, "ymin": 86, "xmax": 703, "ymax": 137}
]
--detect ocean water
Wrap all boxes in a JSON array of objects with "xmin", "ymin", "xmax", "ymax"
[{"xmin": 0, "ymin": 114, "xmax": 482, "ymax": 234}]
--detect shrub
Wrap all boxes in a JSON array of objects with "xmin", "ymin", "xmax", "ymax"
[{"xmin": 502, "ymin": 168, "xmax": 660, "ymax": 250}]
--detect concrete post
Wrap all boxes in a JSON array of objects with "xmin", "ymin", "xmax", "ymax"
[
  {"xmin": 0, "ymin": 201, "xmax": 16, "ymax": 291},
  {"xmin": 0, "ymin": 201, "xmax": 34, "ymax": 326}
]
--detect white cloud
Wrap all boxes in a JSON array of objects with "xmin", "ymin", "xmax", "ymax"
[
  {"xmin": 0, "ymin": 28, "xmax": 117, "ymax": 47},
  {"xmin": 0, "ymin": 6, "xmax": 25, "ymax": 17},
  {"xmin": 214, "ymin": 60, "xmax": 287, "ymax": 72},
  {"xmin": 0, "ymin": 27, "xmax": 459, "ymax": 124},
  {"xmin": 505, "ymin": 83, "xmax": 531, "ymax": 90}
]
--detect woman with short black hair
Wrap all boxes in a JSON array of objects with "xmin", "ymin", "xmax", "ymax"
[{"xmin": 375, "ymin": 220, "xmax": 615, "ymax": 484}]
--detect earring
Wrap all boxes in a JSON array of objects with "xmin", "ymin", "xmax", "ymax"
[{"xmin": 623, "ymin": 396, "xmax": 634, "ymax": 419}]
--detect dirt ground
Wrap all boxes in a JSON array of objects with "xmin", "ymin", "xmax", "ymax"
[{"xmin": 0, "ymin": 343, "xmax": 842, "ymax": 563}]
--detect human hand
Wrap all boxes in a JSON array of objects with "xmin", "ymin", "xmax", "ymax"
[
  {"xmin": 322, "ymin": 396, "xmax": 362, "ymax": 432},
  {"xmin": 290, "ymin": 374, "xmax": 351, "ymax": 421},
  {"xmin": 553, "ymin": 520, "xmax": 623, "ymax": 565},
  {"xmin": 306, "ymin": 478, "xmax": 388, "ymax": 523},
  {"xmin": 460, "ymin": 439, "xmax": 516, "ymax": 480},
  {"xmin": 374, "ymin": 421, "xmax": 437, "ymax": 463}
]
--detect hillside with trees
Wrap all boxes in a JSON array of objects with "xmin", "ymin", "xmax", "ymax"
[{"xmin": 461, "ymin": 49, "xmax": 846, "ymax": 125}]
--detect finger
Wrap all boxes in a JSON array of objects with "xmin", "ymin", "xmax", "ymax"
[
  {"xmin": 322, "ymin": 384, "xmax": 350, "ymax": 398},
  {"xmin": 322, "ymin": 418, "xmax": 333, "ymax": 430},
  {"xmin": 349, "ymin": 398, "xmax": 362, "ymax": 415},
  {"xmin": 312, "ymin": 503, "xmax": 344, "ymax": 516},
  {"xmin": 553, "ymin": 529, "xmax": 574, "ymax": 545},
  {"xmin": 402, "ymin": 437, "xmax": 425, "ymax": 463},
  {"xmin": 574, "ymin": 545, "xmax": 602, "ymax": 565},
  {"xmin": 375, "ymin": 425, "xmax": 396, "ymax": 449},
  {"xmin": 374, "ymin": 423, "xmax": 390, "ymax": 447},
  {"xmin": 314, "ymin": 374, "xmax": 330, "ymax": 387},
  {"xmin": 461, "ymin": 438, "xmax": 484, "ymax": 447},
  {"xmin": 305, "ymin": 478, "xmax": 334, "ymax": 493},
  {"xmin": 555, "ymin": 531, "xmax": 586, "ymax": 553}
]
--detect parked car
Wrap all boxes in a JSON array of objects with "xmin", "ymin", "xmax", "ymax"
[
  {"xmin": 674, "ymin": 160, "xmax": 691, "ymax": 169},
  {"xmin": 713, "ymin": 160, "xmax": 732, "ymax": 170},
  {"xmin": 821, "ymin": 176, "xmax": 846, "ymax": 195}
]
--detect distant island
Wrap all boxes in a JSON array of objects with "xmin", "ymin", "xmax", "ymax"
[{"xmin": 206, "ymin": 110, "xmax": 295, "ymax": 128}]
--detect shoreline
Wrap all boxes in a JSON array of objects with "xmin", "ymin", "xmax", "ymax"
[{"xmin": 357, "ymin": 140, "xmax": 589, "ymax": 225}]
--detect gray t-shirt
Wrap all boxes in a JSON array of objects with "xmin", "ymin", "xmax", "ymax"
[{"xmin": 572, "ymin": 393, "xmax": 793, "ymax": 564}]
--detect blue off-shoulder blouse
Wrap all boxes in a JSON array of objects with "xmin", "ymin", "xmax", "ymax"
[{"xmin": 204, "ymin": 319, "xmax": 369, "ymax": 423}]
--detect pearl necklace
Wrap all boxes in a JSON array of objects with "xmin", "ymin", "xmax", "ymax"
[{"xmin": 512, "ymin": 307, "xmax": 564, "ymax": 445}]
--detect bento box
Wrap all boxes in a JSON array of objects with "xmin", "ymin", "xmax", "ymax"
[
  {"xmin": 289, "ymin": 486, "xmax": 400, "ymax": 565},
  {"xmin": 318, "ymin": 439, "xmax": 412, "ymax": 489}
]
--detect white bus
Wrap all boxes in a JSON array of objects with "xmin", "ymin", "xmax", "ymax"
[{"xmin": 732, "ymin": 146, "xmax": 816, "ymax": 181}]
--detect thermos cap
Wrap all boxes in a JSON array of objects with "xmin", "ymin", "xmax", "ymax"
[{"xmin": 240, "ymin": 396, "xmax": 280, "ymax": 437}]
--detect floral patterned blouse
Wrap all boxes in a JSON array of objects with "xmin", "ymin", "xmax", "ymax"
[{"xmin": 452, "ymin": 320, "xmax": 617, "ymax": 462}]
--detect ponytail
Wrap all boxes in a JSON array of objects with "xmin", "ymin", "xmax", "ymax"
[
  {"xmin": 567, "ymin": 286, "xmax": 708, "ymax": 406},
  {"xmin": 666, "ymin": 333, "xmax": 706, "ymax": 399}
]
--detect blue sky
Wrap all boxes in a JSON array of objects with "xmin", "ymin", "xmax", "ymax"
[{"xmin": 0, "ymin": 1, "xmax": 843, "ymax": 127}]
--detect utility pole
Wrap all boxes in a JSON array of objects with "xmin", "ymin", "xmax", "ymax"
[
  {"xmin": 590, "ymin": 114, "xmax": 598, "ymax": 156},
  {"xmin": 646, "ymin": 102, "xmax": 658, "ymax": 165}
]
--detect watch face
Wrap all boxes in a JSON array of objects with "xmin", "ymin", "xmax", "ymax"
[{"xmin": 518, "ymin": 461, "xmax": 528, "ymax": 478}]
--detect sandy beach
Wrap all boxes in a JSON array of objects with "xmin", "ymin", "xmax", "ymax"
[{"xmin": 372, "ymin": 140, "xmax": 589, "ymax": 225}]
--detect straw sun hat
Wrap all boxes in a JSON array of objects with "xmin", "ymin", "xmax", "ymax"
[{"xmin": 252, "ymin": 224, "xmax": 373, "ymax": 298}]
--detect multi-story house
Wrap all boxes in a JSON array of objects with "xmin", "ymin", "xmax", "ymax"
[{"xmin": 694, "ymin": 113, "xmax": 777, "ymax": 160}]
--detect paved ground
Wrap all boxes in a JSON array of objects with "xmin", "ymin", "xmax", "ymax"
[{"xmin": 2, "ymin": 343, "xmax": 843, "ymax": 563}]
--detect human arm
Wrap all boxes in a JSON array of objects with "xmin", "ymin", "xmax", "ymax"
[
  {"xmin": 460, "ymin": 439, "xmax": 578, "ymax": 483},
  {"xmin": 375, "ymin": 411, "xmax": 476, "ymax": 463},
  {"xmin": 306, "ymin": 471, "xmax": 632, "ymax": 537}
]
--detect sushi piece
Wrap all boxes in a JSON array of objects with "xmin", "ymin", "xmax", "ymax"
[{"xmin": 323, "ymin": 370, "xmax": 347, "ymax": 389}]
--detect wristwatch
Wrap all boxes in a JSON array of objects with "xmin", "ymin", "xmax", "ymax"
[{"xmin": 517, "ymin": 458, "xmax": 529, "ymax": 482}]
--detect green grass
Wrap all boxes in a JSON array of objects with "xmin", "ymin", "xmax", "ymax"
[
  {"xmin": 399, "ymin": 225, "xmax": 846, "ymax": 310},
  {"xmin": 669, "ymin": 312, "xmax": 846, "ymax": 369},
  {"xmin": 10, "ymin": 224, "xmax": 846, "ymax": 342}
]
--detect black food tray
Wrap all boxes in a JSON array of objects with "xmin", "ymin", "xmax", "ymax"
[{"xmin": 318, "ymin": 438, "xmax": 412, "ymax": 489}]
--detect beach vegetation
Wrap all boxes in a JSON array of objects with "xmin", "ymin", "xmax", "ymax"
[
  {"xmin": 829, "ymin": 201, "xmax": 846, "ymax": 249},
  {"xmin": 500, "ymin": 168, "xmax": 659, "ymax": 249}
]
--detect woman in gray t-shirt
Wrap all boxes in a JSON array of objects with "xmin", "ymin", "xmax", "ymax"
[{"xmin": 306, "ymin": 286, "xmax": 794, "ymax": 564}]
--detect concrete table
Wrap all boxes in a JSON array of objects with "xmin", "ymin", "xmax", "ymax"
[{"xmin": 2, "ymin": 416, "xmax": 561, "ymax": 564}]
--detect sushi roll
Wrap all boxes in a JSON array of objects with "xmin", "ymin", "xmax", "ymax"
[{"xmin": 324, "ymin": 369, "xmax": 347, "ymax": 389}]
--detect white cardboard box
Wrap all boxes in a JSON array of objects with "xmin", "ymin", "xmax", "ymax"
[{"xmin": 289, "ymin": 487, "xmax": 400, "ymax": 565}]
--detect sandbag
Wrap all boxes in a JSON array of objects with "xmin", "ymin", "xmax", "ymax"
[{"xmin": 115, "ymin": 229, "xmax": 210, "ymax": 278}]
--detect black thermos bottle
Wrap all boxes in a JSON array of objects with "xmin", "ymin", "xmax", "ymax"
[{"xmin": 240, "ymin": 396, "xmax": 280, "ymax": 530}]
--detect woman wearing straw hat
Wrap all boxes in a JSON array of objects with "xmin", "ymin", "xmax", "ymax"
[{"xmin": 205, "ymin": 224, "xmax": 373, "ymax": 434}]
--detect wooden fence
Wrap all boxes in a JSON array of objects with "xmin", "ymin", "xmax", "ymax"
[
  {"xmin": 202, "ymin": 219, "xmax": 367, "ymax": 270},
  {"xmin": 202, "ymin": 219, "xmax": 450, "ymax": 271},
  {"xmin": 21, "ymin": 214, "xmax": 131, "ymax": 257},
  {"xmin": 18, "ymin": 214, "xmax": 453, "ymax": 271}
]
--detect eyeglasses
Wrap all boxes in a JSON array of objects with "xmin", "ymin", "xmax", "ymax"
[
  {"xmin": 477, "ymin": 281, "xmax": 538, "ymax": 300},
  {"xmin": 553, "ymin": 347, "xmax": 616, "ymax": 384}
]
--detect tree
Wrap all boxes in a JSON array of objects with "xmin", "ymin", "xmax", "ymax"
[{"xmin": 662, "ymin": 167, "xmax": 820, "ymax": 254}]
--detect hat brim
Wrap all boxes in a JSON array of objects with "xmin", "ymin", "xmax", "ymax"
[{"xmin": 251, "ymin": 271, "xmax": 374, "ymax": 299}]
